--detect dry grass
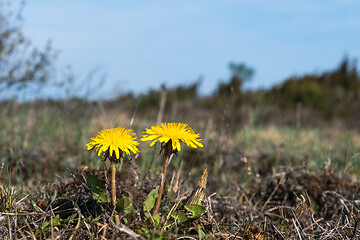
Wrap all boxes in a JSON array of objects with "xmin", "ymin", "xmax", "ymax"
[{"xmin": 1, "ymin": 99, "xmax": 360, "ymax": 239}]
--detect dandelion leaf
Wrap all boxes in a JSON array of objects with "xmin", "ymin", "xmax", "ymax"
[
  {"xmin": 171, "ymin": 210, "xmax": 188, "ymax": 222},
  {"xmin": 87, "ymin": 174, "xmax": 111, "ymax": 203},
  {"xmin": 184, "ymin": 204, "xmax": 206, "ymax": 219},
  {"xmin": 143, "ymin": 187, "xmax": 159, "ymax": 217},
  {"xmin": 116, "ymin": 196, "xmax": 136, "ymax": 215},
  {"xmin": 152, "ymin": 214, "xmax": 161, "ymax": 226}
]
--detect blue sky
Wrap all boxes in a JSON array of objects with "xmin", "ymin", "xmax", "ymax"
[{"xmin": 21, "ymin": 0, "xmax": 360, "ymax": 98}]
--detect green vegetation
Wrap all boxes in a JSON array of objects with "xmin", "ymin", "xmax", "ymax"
[
  {"xmin": 1, "ymin": 2, "xmax": 360, "ymax": 239},
  {"xmin": 1, "ymin": 55, "xmax": 360, "ymax": 238},
  {"xmin": 1, "ymin": 95, "xmax": 360, "ymax": 238},
  {"xmin": 267, "ymin": 57, "xmax": 360, "ymax": 120}
]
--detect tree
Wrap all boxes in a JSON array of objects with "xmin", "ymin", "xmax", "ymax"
[
  {"xmin": 216, "ymin": 62, "xmax": 255, "ymax": 97},
  {"xmin": 0, "ymin": 1, "xmax": 56, "ymax": 93},
  {"xmin": 229, "ymin": 62, "xmax": 255, "ymax": 84},
  {"xmin": 266, "ymin": 56, "xmax": 360, "ymax": 119}
]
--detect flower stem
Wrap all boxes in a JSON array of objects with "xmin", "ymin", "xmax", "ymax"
[
  {"xmin": 153, "ymin": 154, "xmax": 170, "ymax": 216},
  {"xmin": 111, "ymin": 161, "xmax": 120, "ymax": 225}
]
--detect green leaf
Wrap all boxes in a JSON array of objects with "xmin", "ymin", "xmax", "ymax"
[
  {"xmin": 87, "ymin": 174, "xmax": 111, "ymax": 203},
  {"xmin": 87, "ymin": 174, "xmax": 106, "ymax": 192},
  {"xmin": 91, "ymin": 215, "xmax": 101, "ymax": 224},
  {"xmin": 116, "ymin": 196, "xmax": 136, "ymax": 215},
  {"xmin": 143, "ymin": 187, "xmax": 159, "ymax": 217},
  {"xmin": 51, "ymin": 190, "xmax": 58, "ymax": 203},
  {"xmin": 171, "ymin": 205, "xmax": 206, "ymax": 223},
  {"xmin": 31, "ymin": 200, "xmax": 41, "ymax": 212},
  {"xmin": 85, "ymin": 215, "xmax": 101, "ymax": 224},
  {"xmin": 152, "ymin": 214, "xmax": 161, "ymax": 226},
  {"xmin": 41, "ymin": 215, "xmax": 61, "ymax": 231},
  {"xmin": 52, "ymin": 215, "xmax": 61, "ymax": 226},
  {"xmin": 62, "ymin": 213, "xmax": 77, "ymax": 224},
  {"xmin": 41, "ymin": 220, "xmax": 49, "ymax": 231},
  {"xmin": 184, "ymin": 204, "xmax": 206, "ymax": 218},
  {"xmin": 171, "ymin": 210, "xmax": 188, "ymax": 223}
]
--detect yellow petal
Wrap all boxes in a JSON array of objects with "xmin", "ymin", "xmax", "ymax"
[
  {"xmin": 150, "ymin": 139, "xmax": 158, "ymax": 147},
  {"xmin": 115, "ymin": 147, "xmax": 120, "ymax": 159}
]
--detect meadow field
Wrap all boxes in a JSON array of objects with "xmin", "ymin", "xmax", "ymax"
[
  {"xmin": 1, "ymin": 0, "xmax": 359, "ymax": 238},
  {"xmin": 1, "ymin": 96, "xmax": 360, "ymax": 239}
]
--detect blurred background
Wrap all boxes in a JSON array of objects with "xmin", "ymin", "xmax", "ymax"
[
  {"xmin": 2, "ymin": 2, "xmax": 360, "ymax": 238},
  {"xmin": 2, "ymin": 0, "xmax": 359, "ymax": 100},
  {"xmin": 1, "ymin": 0, "xmax": 360, "ymax": 189}
]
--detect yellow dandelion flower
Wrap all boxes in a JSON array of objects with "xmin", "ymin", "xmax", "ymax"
[
  {"xmin": 141, "ymin": 122, "xmax": 203, "ymax": 152},
  {"xmin": 86, "ymin": 127, "xmax": 139, "ymax": 160}
]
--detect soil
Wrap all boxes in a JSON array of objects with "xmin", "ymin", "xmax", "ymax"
[{"xmin": 25, "ymin": 166, "xmax": 360, "ymax": 239}]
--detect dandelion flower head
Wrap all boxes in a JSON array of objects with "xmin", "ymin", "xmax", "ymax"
[
  {"xmin": 141, "ymin": 122, "xmax": 203, "ymax": 152},
  {"xmin": 86, "ymin": 127, "xmax": 139, "ymax": 159}
]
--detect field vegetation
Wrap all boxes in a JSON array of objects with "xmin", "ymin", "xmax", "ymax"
[
  {"xmin": 1, "ymin": 2, "xmax": 360, "ymax": 238},
  {"xmin": 2, "ymin": 71, "xmax": 360, "ymax": 239}
]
